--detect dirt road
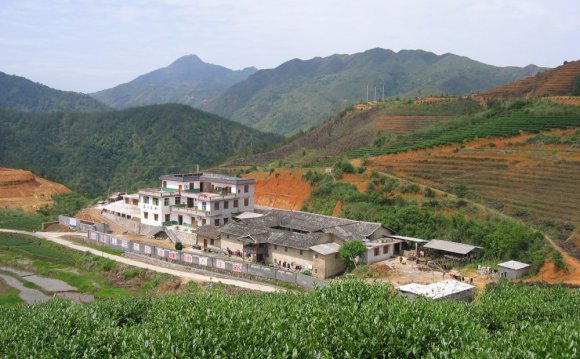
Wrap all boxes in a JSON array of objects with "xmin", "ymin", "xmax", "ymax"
[{"xmin": 0, "ymin": 229, "xmax": 282, "ymax": 293}]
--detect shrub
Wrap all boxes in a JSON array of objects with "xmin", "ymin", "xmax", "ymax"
[
  {"xmin": 552, "ymin": 251, "xmax": 568, "ymax": 271},
  {"xmin": 339, "ymin": 240, "xmax": 367, "ymax": 270},
  {"xmin": 423, "ymin": 187, "xmax": 436, "ymax": 198},
  {"xmin": 175, "ymin": 242, "xmax": 183, "ymax": 250}
]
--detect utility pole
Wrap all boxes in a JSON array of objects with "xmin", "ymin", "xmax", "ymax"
[
  {"xmin": 366, "ymin": 85, "xmax": 369, "ymax": 102},
  {"xmin": 374, "ymin": 87, "xmax": 377, "ymax": 101},
  {"xmin": 382, "ymin": 85, "xmax": 385, "ymax": 101}
]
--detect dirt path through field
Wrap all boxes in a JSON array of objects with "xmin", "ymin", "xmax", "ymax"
[{"xmin": 0, "ymin": 229, "xmax": 282, "ymax": 293}]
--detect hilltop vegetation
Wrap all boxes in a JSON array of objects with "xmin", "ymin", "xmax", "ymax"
[
  {"xmin": 205, "ymin": 48, "xmax": 544, "ymax": 135},
  {"xmin": 0, "ymin": 104, "xmax": 281, "ymax": 196},
  {"xmin": 0, "ymin": 72, "xmax": 109, "ymax": 113},
  {"xmin": 0, "ymin": 281, "xmax": 577, "ymax": 357},
  {"xmin": 91, "ymin": 55, "xmax": 257, "ymax": 109}
]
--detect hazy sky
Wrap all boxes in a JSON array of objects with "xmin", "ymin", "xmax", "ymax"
[{"xmin": 1, "ymin": 0, "xmax": 578, "ymax": 93}]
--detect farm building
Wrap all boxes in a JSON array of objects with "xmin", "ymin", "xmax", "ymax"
[
  {"xmin": 498, "ymin": 260, "xmax": 531, "ymax": 279},
  {"xmin": 218, "ymin": 209, "xmax": 399, "ymax": 279},
  {"xmin": 423, "ymin": 239, "xmax": 481, "ymax": 260},
  {"xmin": 397, "ymin": 280, "xmax": 475, "ymax": 302}
]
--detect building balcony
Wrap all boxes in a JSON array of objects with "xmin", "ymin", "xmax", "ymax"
[
  {"xmin": 170, "ymin": 205, "xmax": 210, "ymax": 217},
  {"xmin": 180, "ymin": 191, "xmax": 239, "ymax": 201}
]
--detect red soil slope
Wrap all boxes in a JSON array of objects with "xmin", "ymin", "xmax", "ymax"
[
  {"xmin": 0, "ymin": 168, "xmax": 70, "ymax": 212},
  {"xmin": 478, "ymin": 60, "xmax": 580, "ymax": 99},
  {"xmin": 242, "ymin": 170, "xmax": 312, "ymax": 210}
]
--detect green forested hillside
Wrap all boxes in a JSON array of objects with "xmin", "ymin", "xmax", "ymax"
[
  {"xmin": 0, "ymin": 104, "xmax": 281, "ymax": 196},
  {"xmin": 204, "ymin": 48, "xmax": 545, "ymax": 135},
  {"xmin": 0, "ymin": 72, "xmax": 109, "ymax": 113},
  {"xmin": 91, "ymin": 55, "xmax": 257, "ymax": 109}
]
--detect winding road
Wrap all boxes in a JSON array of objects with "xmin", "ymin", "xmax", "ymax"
[{"xmin": 0, "ymin": 229, "xmax": 282, "ymax": 293}]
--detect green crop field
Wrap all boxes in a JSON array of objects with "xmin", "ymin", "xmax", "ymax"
[
  {"xmin": 0, "ymin": 281, "xmax": 577, "ymax": 357},
  {"xmin": 349, "ymin": 100, "xmax": 580, "ymax": 158},
  {"xmin": 0, "ymin": 233, "xmax": 176, "ymax": 301}
]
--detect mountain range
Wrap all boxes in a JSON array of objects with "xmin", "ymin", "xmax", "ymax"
[
  {"xmin": 0, "ymin": 71, "xmax": 109, "ymax": 113},
  {"xmin": 202, "ymin": 48, "xmax": 545, "ymax": 135},
  {"xmin": 91, "ymin": 55, "xmax": 257, "ymax": 109}
]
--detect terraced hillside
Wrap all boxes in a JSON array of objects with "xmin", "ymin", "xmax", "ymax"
[
  {"xmin": 232, "ymin": 98, "xmax": 480, "ymax": 166},
  {"xmin": 477, "ymin": 60, "xmax": 580, "ymax": 99},
  {"xmin": 368, "ymin": 129, "xmax": 580, "ymax": 257},
  {"xmin": 349, "ymin": 100, "xmax": 580, "ymax": 158}
]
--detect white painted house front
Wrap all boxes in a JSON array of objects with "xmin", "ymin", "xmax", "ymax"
[{"xmin": 138, "ymin": 173, "xmax": 255, "ymax": 228}]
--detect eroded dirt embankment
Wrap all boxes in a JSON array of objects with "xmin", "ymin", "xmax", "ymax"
[{"xmin": 0, "ymin": 168, "xmax": 70, "ymax": 212}]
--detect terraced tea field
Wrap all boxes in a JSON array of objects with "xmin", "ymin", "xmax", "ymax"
[
  {"xmin": 374, "ymin": 115, "xmax": 456, "ymax": 133},
  {"xmin": 369, "ymin": 129, "xmax": 580, "ymax": 256}
]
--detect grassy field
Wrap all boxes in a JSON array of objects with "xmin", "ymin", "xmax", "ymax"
[
  {"xmin": 0, "ymin": 233, "xmax": 181, "ymax": 304},
  {"xmin": 0, "ymin": 192, "xmax": 94, "ymax": 231},
  {"xmin": 0, "ymin": 281, "xmax": 577, "ymax": 357}
]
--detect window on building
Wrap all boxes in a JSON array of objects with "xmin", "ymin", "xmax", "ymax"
[
  {"xmin": 175, "ymin": 197, "xmax": 181, "ymax": 205},
  {"xmin": 224, "ymin": 201, "xmax": 229, "ymax": 209},
  {"xmin": 314, "ymin": 254, "xmax": 319, "ymax": 259},
  {"xmin": 227, "ymin": 234, "xmax": 230, "ymax": 239},
  {"xmin": 299, "ymin": 250, "xmax": 303, "ymax": 256},
  {"xmin": 144, "ymin": 212, "xmax": 149, "ymax": 219},
  {"xmin": 153, "ymin": 198, "xmax": 159, "ymax": 206},
  {"xmin": 274, "ymin": 245, "xmax": 278, "ymax": 250},
  {"xmin": 284, "ymin": 246, "xmax": 288, "ymax": 252},
  {"xmin": 224, "ymin": 218, "xmax": 229, "ymax": 224},
  {"xmin": 374, "ymin": 247, "xmax": 380, "ymax": 256},
  {"xmin": 214, "ymin": 219, "xmax": 220, "ymax": 226},
  {"xmin": 202, "ymin": 219, "xmax": 206, "ymax": 225},
  {"xmin": 233, "ymin": 200, "xmax": 238, "ymax": 208},
  {"xmin": 162, "ymin": 181, "xmax": 167, "ymax": 188},
  {"xmin": 383, "ymin": 246, "xmax": 388, "ymax": 254},
  {"xmin": 244, "ymin": 198, "xmax": 249, "ymax": 206},
  {"xmin": 154, "ymin": 214, "xmax": 158, "ymax": 221},
  {"xmin": 144, "ymin": 196, "xmax": 149, "ymax": 204},
  {"xmin": 164, "ymin": 198, "xmax": 169, "ymax": 206},
  {"xmin": 210, "ymin": 239, "xmax": 215, "ymax": 246},
  {"xmin": 314, "ymin": 269, "xmax": 318, "ymax": 274},
  {"xmin": 244, "ymin": 185, "xmax": 249, "ymax": 193},
  {"xmin": 214, "ymin": 202, "xmax": 220, "ymax": 210}
]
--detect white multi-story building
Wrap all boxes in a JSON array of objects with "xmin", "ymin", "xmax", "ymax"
[{"xmin": 138, "ymin": 173, "xmax": 255, "ymax": 228}]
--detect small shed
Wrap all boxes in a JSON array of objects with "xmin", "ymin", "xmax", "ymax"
[
  {"xmin": 195, "ymin": 225, "xmax": 221, "ymax": 249},
  {"xmin": 498, "ymin": 260, "xmax": 530, "ymax": 279},
  {"xmin": 397, "ymin": 280, "xmax": 475, "ymax": 302},
  {"xmin": 423, "ymin": 239, "xmax": 481, "ymax": 259}
]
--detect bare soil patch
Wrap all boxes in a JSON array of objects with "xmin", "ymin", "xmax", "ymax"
[
  {"xmin": 243, "ymin": 170, "xmax": 312, "ymax": 210},
  {"xmin": 0, "ymin": 168, "xmax": 70, "ymax": 212}
]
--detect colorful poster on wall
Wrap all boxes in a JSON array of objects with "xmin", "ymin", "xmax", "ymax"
[
  {"xmin": 157, "ymin": 247, "xmax": 165, "ymax": 257},
  {"xmin": 99, "ymin": 235, "xmax": 107, "ymax": 244},
  {"xmin": 183, "ymin": 254, "xmax": 193, "ymax": 263},
  {"xmin": 216, "ymin": 259, "xmax": 225, "ymax": 269},
  {"xmin": 133, "ymin": 243, "xmax": 140, "ymax": 251},
  {"xmin": 89, "ymin": 231, "xmax": 97, "ymax": 240},
  {"xmin": 121, "ymin": 240, "xmax": 129, "ymax": 248},
  {"xmin": 199, "ymin": 257, "xmax": 208, "ymax": 266},
  {"xmin": 169, "ymin": 251, "xmax": 178, "ymax": 260},
  {"xmin": 111, "ymin": 237, "xmax": 118, "ymax": 246},
  {"xmin": 232, "ymin": 262, "xmax": 242, "ymax": 272},
  {"xmin": 144, "ymin": 245, "xmax": 152, "ymax": 255}
]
